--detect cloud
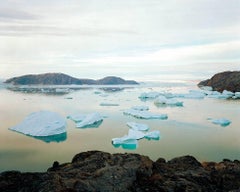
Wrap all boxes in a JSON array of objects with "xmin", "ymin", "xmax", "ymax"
[{"xmin": 0, "ymin": 8, "xmax": 37, "ymax": 21}]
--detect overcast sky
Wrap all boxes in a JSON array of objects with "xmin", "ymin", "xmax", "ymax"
[{"xmin": 0, "ymin": 0, "xmax": 240, "ymax": 81}]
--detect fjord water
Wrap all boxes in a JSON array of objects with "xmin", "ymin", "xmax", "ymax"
[{"xmin": 0, "ymin": 81, "xmax": 240, "ymax": 172}]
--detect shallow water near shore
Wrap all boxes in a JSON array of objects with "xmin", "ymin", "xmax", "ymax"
[{"xmin": 0, "ymin": 81, "xmax": 240, "ymax": 172}]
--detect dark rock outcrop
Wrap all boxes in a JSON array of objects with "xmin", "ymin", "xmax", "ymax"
[
  {"xmin": 1, "ymin": 151, "xmax": 240, "ymax": 192},
  {"xmin": 4, "ymin": 73, "xmax": 139, "ymax": 85},
  {"xmin": 198, "ymin": 71, "xmax": 240, "ymax": 92}
]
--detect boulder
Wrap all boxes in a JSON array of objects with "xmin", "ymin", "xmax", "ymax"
[{"xmin": 1, "ymin": 151, "xmax": 240, "ymax": 192}]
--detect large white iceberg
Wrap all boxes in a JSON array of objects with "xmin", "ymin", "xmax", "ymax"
[
  {"xmin": 123, "ymin": 109, "xmax": 168, "ymax": 120},
  {"xmin": 154, "ymin": 95, "xmax": 183, "ymax": 106},
  {"xmin": 76, "ymin": 112, "xmax": 103, "ymax": 128},
  {"xmin": 9, "ymin": 111, "xmax": 66, "ymax": 137},
  {"xmin": 127, "ymin": 122, "xmax": 149, "ymax": 131},
  {"xmin": 209, "ymin": 118, "xmax": 231, "ymax": 127}
]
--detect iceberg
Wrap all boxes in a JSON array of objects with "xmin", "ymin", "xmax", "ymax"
[
  {"xmin": 233, "ymin": 92, "xmax": 240, "ymax": 99},
  {"xmin": 123, "ymin": 109, "xmax": 168, "ymax": 120},
  {"xmin": 9, "ymin": 111, "xmax": 66, "ymax": 137},
  {"xmin": 154, "ymin": 95, "xmax": 183, "ymax": 106},
  {"xmin": 139, "ymin": 92, "xmax": 160, "ymax": 99},
  {"xmin": 182, "ymin": 90, "xmax": 205, "ymax": 99},
  {"xmin": 76, "ymin": 112, "xmax": 103, "ymax": 128},
  {"xmin": 222, "ymin": 90, "xmax": 234, "ymax": 97},
  {"xmin": 100, "ymin": 103, "xmax": 119, "ymax": 106},
  {"xmin": 144, "ymin": 130, "xmax": 160, "ymax": 140},
  {"xmin": 127, "ymin": 122, "xmax": 149, "ymax": 131},
  {"xmin": 131, "ymin": 105, "xmax": 149, "ymax": 111},
  {"xmin": 208, "ymin": 118, "xmax": 231, "ymax": 127},
  {"xmin": 112, "ymin": 129, "xmax": 145, "ymax": 145},
  {"xmin": 67, "ymin": 114, "xmax": 86, "ymax": 123}
]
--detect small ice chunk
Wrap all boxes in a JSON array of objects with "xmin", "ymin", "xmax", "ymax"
[
  {"xmin": 67, "ymin": 114, "xmax": 86, "ymax": 123},
  {"xmin": 100, "ymin": 103, "xmax": 119, "ymax": 106},
  {"xmin": 183, "ymin": 90, "xmax": 205, "ymax": 99},
  {"xmin": 123, "ymin": 109, "xmax": 168, "ymax": 120},
  {"xmin": 209, "ymin": 118, "xmax": 231, "ymax": 127},
  {"xmin": 128, "ymin": 129, "xmax": 146, "ymax": 140},
  {"xmin": 154, "ymin": 95, "xmax": 183, "ymax": 106},
  {"xmin": 144, "ymin": 130, "xmax": 160, "ymax": 140},
  {"xmin": 200, "ymin": 86, "xmax": 213, "ymax": 91},
  {"xmin": 9, "ymin": 111, "xmax": 66, "ymax": 137},
  {"xmin": 222, "ymin": 90, "xmax": 234, "ymax": 97},
  {"xmin": 131, "ymin": 106, "xmax": 149, "ymax": 111},
  {"xmin": 139, "ymin": 92, "xmax": 160, "ymax": 99},
  {"xmin": 76, "ymin": 112, "xmax": 103, "ymax": 128},
  {"xmin": 127, "ymin": 122, "xmax": 149, "ymax": 131},
  {"xmin": 233, "ymin": 92, "xmax": 240, "ymax": 99},
  {"xmin": 112, "ymin": 129, "xmax": 145, "ymax": 145}
]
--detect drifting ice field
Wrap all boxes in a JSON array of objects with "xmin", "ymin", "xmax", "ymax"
[{"xmin": 0, "ymin": 81, "xmax": 240, "ymax": 172}]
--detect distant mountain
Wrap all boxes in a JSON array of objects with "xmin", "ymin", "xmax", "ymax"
[
  {"xmin": 4, "ymin": 73, "xmax": 139, "ymax": 85},
  {"xmin": 198, "ymin": 71, "xmax": 240, "ymax": 92}
]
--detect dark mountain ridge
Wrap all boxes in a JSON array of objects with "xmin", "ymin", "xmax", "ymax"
[{"xmin": 4, "ymin": 73, "xmax": 139, "ymax": 85}]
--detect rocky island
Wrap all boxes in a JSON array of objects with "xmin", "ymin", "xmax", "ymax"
[
  {"xmin": 198, "ymin": 71, "xmax": 240, "ymax": 92},
  {"xmin": 4, "ymin": 73, "xmax": 139, "ymax": 85},
  {"xmin": 0, "ymin": 151, "xmax": 240, "ymax": 191}
]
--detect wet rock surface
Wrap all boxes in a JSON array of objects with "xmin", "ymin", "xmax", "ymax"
[
  {"xmin": 198, "ymin": 71, "xmax": 240, "ymax": 92},
  {"xmin": 1, "ymin": 151, "xmax": 240, "ymax": 192}
]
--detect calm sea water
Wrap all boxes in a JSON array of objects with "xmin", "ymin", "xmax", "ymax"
[{"xmin": 0, "ymin": 81, "xmax": 240, "ymax": 172}]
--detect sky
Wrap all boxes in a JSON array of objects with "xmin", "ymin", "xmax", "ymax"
[{"xmin": 0, "ymin": 0, "xmax": 240, "ymax": 81}]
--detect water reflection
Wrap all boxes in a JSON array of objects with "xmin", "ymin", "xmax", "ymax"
[{"xmin": 33, "ymin": 132, "xmax": 67, "ymax": 143}]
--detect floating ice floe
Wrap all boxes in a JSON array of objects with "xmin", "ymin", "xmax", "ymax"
[
  {"xmin": 131, "ymin": 105, "xmax": 149, "ymax": 111},
  {"xmin": 112, "ymin": 129, "xmax": 160, "ymax": 149},
  {"xmin": 127, "ymin": 122, "xmax": 149, "ymax": 131},
  {"xmin": 154, "ymin": 95, "xmax": 183, "ymax": 106},
  {"xmin": 145, "ymin": 130, "xmax": 160, "ymax": 140},
  {"xmin": 208, "ymin": 118, "xmax": 231, "ymax": 127},
  {"xmin": 67, "ymin": 114, "xmax": 86, "ymax": 123},
  {"xmin": 76, "ymin": 112, "xmax": 103, "ymax": 128},
  {"xmin": 100, "ymin": 103, "xmax": 119, "ymax": 106},
  {"xmin": 182, "ymin": 90, "xmax": 206, "ymax": 99},
  {"xmin": 139, "ymin": 92, "xmax": 160, "ymax": 99},
  {"xmin": 9, "ymin": 111, "xmax": 66, "ymax": 137},
  {"xmin": 123, "ymin": 109, "xmax": 168, "ymax": 120},
  {"xmin": 233, "ymin": 92, "xmax": 240, "ymax": 99}
]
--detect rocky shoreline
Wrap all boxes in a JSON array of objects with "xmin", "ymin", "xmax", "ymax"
[
  {"xmin": 1, "ymin": 151, "xmax": 240, "ymax": 192},
  {"xmin": 198, "ymin": 71, "xmax": 240, "ymax": 92}
]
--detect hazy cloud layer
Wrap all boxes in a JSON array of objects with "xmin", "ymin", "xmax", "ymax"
[{"xmin": 0, "ymin": 0, "xmax": 239, "ymax": 80}]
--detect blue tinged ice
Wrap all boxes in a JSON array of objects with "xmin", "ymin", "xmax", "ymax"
[
  {"xmin": 123, "ymin": 109, "xmax": 168, "ymax": 119},
  {"xmin": 100, "ymin": 103, "xmax": 119, "ymax": 106},
  {"xmin": 76, "ymin": 112, "xmax": 103, "ymax": 128},
  {"xmin": 67, "ymin": 114, "xmax": 86, "ymax": 122},
  {"xmin": 139, "ymin": 92, "xmax": 160, "ymax": 99},
  {"xmin": 144, "ymin": 130, "xmax": 160, "ymax": 140},
  {"xmin": 131, "ymin": 105, "xmax": 149, "ymax": 111},
  {"xmin": 127, "ymin": 122, "xmax": 149, "ymax": 131},
  {"xmin": 208, "ymin": 118, "xmax": 231, "ymax": 127},
  {"xmin": 9, "ymin": 111, "xmax": 66, "ymax": 137},
  {"xmin": 154, "ymin": 95, "xmax": 183, "ymax": 106}
]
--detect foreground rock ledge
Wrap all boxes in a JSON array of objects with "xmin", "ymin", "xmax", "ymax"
[
  {"xmin": 198, "ymin": 71, "xmax": 240, "ymax": 92},
  {"xmin": 1, "ymin": 151, "xmax": 240, "ymax": 192}
]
